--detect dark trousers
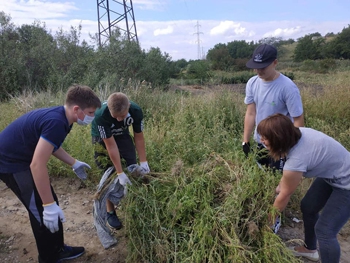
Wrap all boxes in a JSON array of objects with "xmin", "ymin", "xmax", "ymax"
[
  {"xmin": 256, "ymin": 143, "xmax": 285, "ymax": 173},
  {"xmin": 92, "ymin": 134, "xmax": 137, "ymax": 171},
  {"xmin": 301, "ymin": 178, "xmax": 350, "ymax": 263},
  {"xmin": 0, "ymin": 170, "xmax": 64, "ymax": 263}
]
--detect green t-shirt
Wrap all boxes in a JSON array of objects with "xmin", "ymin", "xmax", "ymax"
[{"xmin": 91, "ymin": 101, "xmax": 144, "ymax": 138}]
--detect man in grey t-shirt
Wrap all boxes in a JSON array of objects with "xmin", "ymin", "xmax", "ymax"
[{"xmin": 242, "ymin": 44, "xmax": 304, "ymax": 171}]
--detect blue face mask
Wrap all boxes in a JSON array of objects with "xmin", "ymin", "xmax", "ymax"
[{"xmin": 77, "ymin": 109, "xmax": 95, "ymax": 126}]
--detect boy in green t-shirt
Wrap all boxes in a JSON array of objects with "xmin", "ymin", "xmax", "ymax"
[{"xmin": 91, "ymin": 92, "xmax": 150, "ymax": 230}]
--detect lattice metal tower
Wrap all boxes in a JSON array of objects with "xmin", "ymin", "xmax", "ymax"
[
  {"xmin": 97, "ymin": 0, "xmax": 139, "ymax": 46},
  {"xmin": 194, "ymin": 21, "xmax": 203, "ymax": 60}
]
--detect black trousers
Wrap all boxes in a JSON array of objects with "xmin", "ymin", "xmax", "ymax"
[
  {"xmin": 0, "ymin": 170, "xmax": 64, "ymax": 263},
  {"xmin": 256, "ymin": 143, "xmax": 285, "ymax": 173},
  {"xmin": 92, "ymin": 134, "xmax": 137, "ymax": 171}
]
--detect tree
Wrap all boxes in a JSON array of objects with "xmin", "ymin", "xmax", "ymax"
[
  {"xmin": 293, "ymin": 34, "xmax": 325, "ymax": 62},
  {"xmin": 206, "ymin": 44, "xmax": 234, "ymax": 71},
  {"xmin": 226, "ymin": 40, "xmax": 253, "ymax": 59},
  {"xmin": 139, "ymin": 47, "xmax": 171, "ymax": 87},
  {"xmin": 325, "ymin": 25, "xmax": 350, "ymax": 59},
  {"xmin": 0, "ymin": 12, "xmax": 22, "ymax": 98}
]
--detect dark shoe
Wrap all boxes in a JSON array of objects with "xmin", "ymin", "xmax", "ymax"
[
  {"xmin": 107, "ymin": 211, "xmax": 123, "ymax": 230},
  {"xmin": 57, "ymin": 245, "xmax": 85, "ymax": 262}
]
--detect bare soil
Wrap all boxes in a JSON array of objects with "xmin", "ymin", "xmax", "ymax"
[
  {"xmin": 1, "ymin": 177, "xmax": 350, "ymax": 263},
  {"xmin": 0, "ymin": 178, "xmax": 127, "ymax": 263}
]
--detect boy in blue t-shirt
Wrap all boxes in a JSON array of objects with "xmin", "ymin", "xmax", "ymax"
[{"xmin": 0, "ymin": 85, "xmax": 101, "ymax": 263}]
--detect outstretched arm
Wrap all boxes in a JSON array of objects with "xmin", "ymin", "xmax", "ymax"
[
  {"xmin": 103, "ymin": 136, "xmax": 124, "ymax": 173},
  {"xmin": 52, "ymin": 147, "xmax": 75, "ymax": 166},
  {"xmin": 30, "ymin": 138, "xmax": 56, "ymax": 204},
  {"xmin": 134, "ymin": 131, "xmax": 147, "ymax": 162},
  {"xmin": 243, "ymin": 103, "xmax": 256, "ymax": 143},
  {"xmin": 273, "ymin": 170, "xmax": 303, "ymax": 212}
]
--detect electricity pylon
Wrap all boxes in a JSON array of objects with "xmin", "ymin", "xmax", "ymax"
[
  {"xmin": 97, "ymin": 0, "xmax": 139, "ymax": 46},
  {"xmin": 194, "ymin": 21, "xmax": 203, "ymax": 60}
]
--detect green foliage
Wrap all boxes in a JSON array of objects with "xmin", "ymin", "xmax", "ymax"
[
  {"xmin": 181, "ymin": 60, "xmax": 211, "ymax": 81},
  {"xmin": 324, "ymin": 25, "xmax": 350, "ymax": 59},
  {"xmin": 299, "ymin": 59, "xmax": 337, "ymax": 73},
  {"xmin": 6, "ymin": 72, "xmax": 350, "ymax": 261},
  {"xmin": 220, "ymin": 72, "xmax": 256, "ymax": 84},
  {"xmin": 0, "ymin": 16, "xmax": 173, "ymax": 100},
  {"xmin": 206, "ymin": 46, "xmax": 234, "ymax": 71},
  {"xmin": 139, "ymin": 47, "xmax": 172, "ymax": 87},
  {"xmin": 293, "ymin": 34, "xmax": 325, "ymax": 62}
]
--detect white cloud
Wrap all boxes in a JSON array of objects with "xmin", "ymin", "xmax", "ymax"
[
  {"xmin": 1, "ymin": 2, "xmax": 348, "ymax": 61},
  {"xmin": 210, "ymin": 21, "xmax": 246, "ymax": 36},
  {"xmin": 1, "ymin": 0, "xmax": 77, "ymax": 20},
  {"xmin": 154, "ymin": 25, "xmax": 173, "ymax": 36},
  {"xmin": 263, "ymin": 26, "xmax": 302, "ymax": 38}
]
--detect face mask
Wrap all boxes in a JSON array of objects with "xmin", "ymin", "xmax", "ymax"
[{"xmin": 77, "ymin": 110, "xmax": 95, "ymax": 126}]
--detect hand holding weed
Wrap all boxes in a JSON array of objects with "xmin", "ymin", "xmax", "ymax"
[
  {"xmin": 140, "ymin": 161, "xmax": 150, "ymax": 174},
  {"xmin": 117, "ymin": 172, "xmax": 132, "ymax": 196},
  {"xmin": 242, "ymin": 142, "xmax": 251, "ymax": 158},
  {"xmin": 268, "ymin": 214, "xmax": 281, "ymax": 234}
]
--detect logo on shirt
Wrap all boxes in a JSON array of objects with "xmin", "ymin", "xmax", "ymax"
[{"xmin": 265, "ymin": 101, "xmax": 276, "ymax": 106}]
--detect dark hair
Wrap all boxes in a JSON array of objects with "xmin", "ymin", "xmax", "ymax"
[
  {"xmin": 257, "ymin": 113, "xmax": 301, "ymax": 160},
  {"xmin": 65, "ymin": 84, "xmax": 101, "ymax": 109}
]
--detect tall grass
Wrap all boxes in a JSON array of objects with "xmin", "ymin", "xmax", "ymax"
[{"xmin": 2, "ymin": 71, "xmax": 350, "ymax": 262}]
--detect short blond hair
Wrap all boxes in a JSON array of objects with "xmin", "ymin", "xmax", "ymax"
[{"xmin": 107, "ymin": 92, "xmax": 130, "ymax": 115}]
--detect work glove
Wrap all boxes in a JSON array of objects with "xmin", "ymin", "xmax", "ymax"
[
  {"xmin": 242, "ymin": 142, "xmax": 251, "ymax": 158},
  {"xmin": 117, "ymin": 172, "xmax": 132, "ymax": 196},
  {"xmin": 127, "ymin": 164, "xmax": 142, "ymax": 177},
  {"xmin": 43, "ymin": 202, "xmax": 66, "ymax": 233},
  {"xmin": 72, "ymin": 159, "xmax": 91, "ymax": 180},
  {"xmin": 140, "ymin": 161, "xmax": 150, "ymax": 175}
]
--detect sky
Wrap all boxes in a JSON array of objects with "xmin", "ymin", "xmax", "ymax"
[{"xmin": 1, "ymin": 0, "xmax": 350, "ymax": 61}]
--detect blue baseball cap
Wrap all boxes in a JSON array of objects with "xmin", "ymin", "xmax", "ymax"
[{"xmin": 246, "ymin": 44, "xmax": 277, "ymax": 69}]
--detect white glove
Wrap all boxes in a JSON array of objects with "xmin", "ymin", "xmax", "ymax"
[
  {"xmin": 43, "ymin": 202, "xmax": 66, "ymax": 233},
  {"xmin": 72, "ymin": 159, "xmax": 91, "ymax": 180},
  {"xmin": 117, "ymin": 172, "xmax": 132, "ymax": 196},
  {"xmin": 140, "ymin": 161, "xmax": 150, "ymax": 174}
]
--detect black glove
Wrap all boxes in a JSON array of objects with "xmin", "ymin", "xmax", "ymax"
[{"xmin": 242, "ymin": 142, "xmax": 251, "ymax": 158}]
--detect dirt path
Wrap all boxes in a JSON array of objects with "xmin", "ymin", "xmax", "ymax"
[
  {"xmin": 1, "ymin": 177, "xmax": 350, "ymax": 263},
  {"xmin": 0, "ymin": 178, "xmax": 127, "ymax": 263}
]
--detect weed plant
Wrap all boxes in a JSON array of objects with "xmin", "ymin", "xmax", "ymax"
[{"xmin": 5, "ymin": 73, "xmax": 350, "ymax": 262}]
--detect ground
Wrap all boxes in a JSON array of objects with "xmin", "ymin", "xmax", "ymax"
[
  {"xmin": 1, "ymin": 176, "xmax": 350, "ymax": 263},
  {"xmin": 0, "ymin": 178, "xmax": 128, "ymax": 263}
]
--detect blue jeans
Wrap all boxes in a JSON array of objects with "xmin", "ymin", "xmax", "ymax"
[{"xmin": 301, "ymin": 178, "xmax": 350, "ymax": 263}]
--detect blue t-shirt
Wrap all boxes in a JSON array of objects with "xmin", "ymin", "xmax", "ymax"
[{"xmin": 0, "ymin": 106, "xmax": 71, "ymax": 173}]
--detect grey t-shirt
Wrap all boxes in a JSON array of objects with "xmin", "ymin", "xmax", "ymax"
[
  {"xmin": 284, "ymin": 127, "xmax": 350, "ymax": 190},
  {"xmin": 244, "ymin": 74, "xmax": 303, "ymax": 143}
]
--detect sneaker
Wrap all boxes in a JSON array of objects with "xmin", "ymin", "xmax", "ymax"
[
  {"xmin": 107, "ymin": 211, "xmax": 123, "ymax": 230},
  {"xmin": 57, "ymin": 245, "xmax": 85, "ymax": 262},
  {"xmin": 288, "ymin": 246, "xmax": 320, "ymax": 262},
  {"xmin": 273, "ymin": 216, "xmax": 281, "ymax": 234}
]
